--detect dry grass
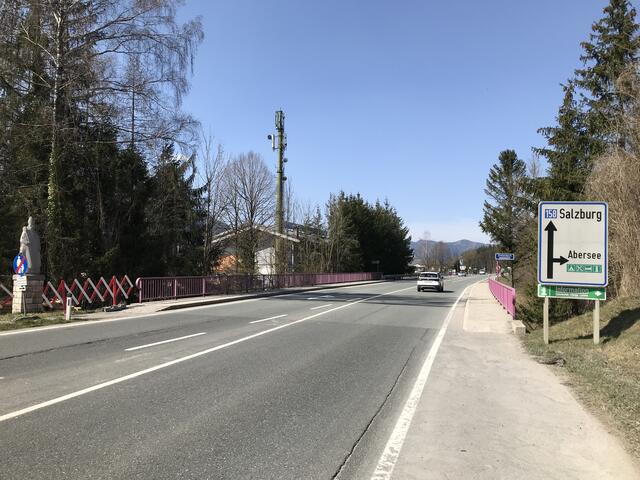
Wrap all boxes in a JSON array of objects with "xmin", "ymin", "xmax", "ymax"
[
  {"xmin": 524, "ymin": 296, "xmax": 640, "ymax": 459},
  {"xmin": 0, "ymin": 312, "xmax": 76, "ymax": 331}
]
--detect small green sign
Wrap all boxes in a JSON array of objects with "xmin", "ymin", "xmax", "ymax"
[
  {"xmin": 566, "ymin": 264, "xmax": 603, "ymax": 274},
  {"xmin": 537, "ymin": 284, "xmax": 606, "ymax": 300}
]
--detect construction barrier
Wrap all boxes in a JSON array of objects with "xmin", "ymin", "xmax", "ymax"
[{"xmin": 42, "ymin": 275, "xmax": 135, "ymax": 309}]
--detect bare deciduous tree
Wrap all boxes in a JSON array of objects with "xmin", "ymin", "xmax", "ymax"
[
  {"xmin": 199, "ymin": 129, "xmax": 227, "ymax": 273},
  {"xmin": 221, "ymin": 152, "xmax": 275, "ymax": 273}
]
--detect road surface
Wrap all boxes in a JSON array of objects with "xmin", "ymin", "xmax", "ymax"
[{"xmin": 0, "ymin": 276, "xmax": 477, "ymax": 479}]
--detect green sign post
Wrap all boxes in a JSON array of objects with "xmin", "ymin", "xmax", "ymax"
[{"xmin": 537, "ymin": 284, "xmax": 606, "ymax": 301}]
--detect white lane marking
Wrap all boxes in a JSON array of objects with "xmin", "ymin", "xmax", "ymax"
[
  {"xmin": 306, "ymin": 297, "xmax": 318, "ymax": 300},
  {"xmin": 370, "ymin": 280, "xmax": 481, "ymax": 480},
  {"xmin": 249, "ymin": 314, "xmax": 288, "ymax": 324},
  {"xmin": 0, "ymin": 281, "xmax": 391, "ymax": 337},
  {"xmin": 0, "ymin": 285, "xmax": 414, "ymax": 423},
  {"xmin": 124, "ymin": 332, "xmax": 206, "ymax": 352},
  {"xmin": 310, "ymin": 304, "xmax": 333, "ymax": 310},
  {"xmin": 346, "ymin": 297, "xmax": 362, "ymax": 303},
  {"xmin": 321, "ymin": 295, "xmax": 334, "ymax": 298},
  {"xmin": 0, "ymin": 297, "xmax": 266, "ymax": 337}
]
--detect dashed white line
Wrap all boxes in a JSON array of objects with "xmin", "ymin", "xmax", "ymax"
[
  {"xmin": 0, "ymin": 285, "xmax": 413, "ymax": 423},
  {"xmin": 250, "ymin": 314, "xmax": 288, "ymax": 324},
  {"xmin": 346, "ymin": 297, "xmax": 362, "ymax": 302},
  {"xmin": 125, "ymin": 332, "xmax": 206, "ymax": 351},
  {"xmin": 310, "ymin": 304, "xmax": 333, "ymax": 310}
]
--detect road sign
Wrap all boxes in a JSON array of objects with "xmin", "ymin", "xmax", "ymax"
[
  {"xmin": 537, "ymin": 284, "xmax": 606, "ymax": 300},
  {"xmin": 538, "ymin": 201, "xmax": 607, "ymax": 286},
  {"xmin": 12, "ymin": 254, "xmax": 28, "ymax": 276},
  {"xmin": 495, "ymin": 253, "xmax": 515, "ymax": 261}
]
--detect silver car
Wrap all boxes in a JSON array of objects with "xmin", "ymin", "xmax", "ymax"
[{"xmin": 417, "ymin": 271, "xmax": 444, "ymax": 292}]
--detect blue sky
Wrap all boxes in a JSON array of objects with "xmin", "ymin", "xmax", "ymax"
[{"xmin": 178, "ymin": 1, "xmax": 620, "ymax": 243}]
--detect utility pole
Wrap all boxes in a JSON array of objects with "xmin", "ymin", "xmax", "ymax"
[{"xmin": 270, "ymin": 110, "xmax": 287, "ymax": 274}]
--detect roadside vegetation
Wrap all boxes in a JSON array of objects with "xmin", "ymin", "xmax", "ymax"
[
  {"xmin": 524, "ymin": 296, "xmax": 640, "ymax": 458},
  {"xmin": 479, "ymin": 0, "xmax": 640, "ymax": 457},
  {"xmin": 0, "ymin": 1, "xmax": 412, "ymax": 281},
  {"xmin": 0, "ymin": 311, "xmax": 70, "ymax": 331}
]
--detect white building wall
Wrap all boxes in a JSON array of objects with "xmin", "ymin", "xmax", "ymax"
[{"xmin": 256, "ymin": 247, "xmax": 275, "ymax": 275}]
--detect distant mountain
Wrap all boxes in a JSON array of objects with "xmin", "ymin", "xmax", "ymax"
[{"xmin": 410, "ymin": 239, "xmax": 488, "ymax": 261}]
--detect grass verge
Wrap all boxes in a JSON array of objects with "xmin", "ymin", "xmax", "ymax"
[
  {"xmin": 523, "ymin": 296, "xmax": 640, "ymax": 459},
  {"xmin": 0, "ymin": 312, "xmax": 79, "ymax": 331}
]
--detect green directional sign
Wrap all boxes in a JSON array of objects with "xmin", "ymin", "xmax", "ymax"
[{"xmin": 537, "ymin": 284, "xmax": 606, "ymax": 300}]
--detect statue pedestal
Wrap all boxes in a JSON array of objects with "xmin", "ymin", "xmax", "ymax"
[{"xmin": 12, "ymin": 274, "xmax": 44, "ymax": 314}]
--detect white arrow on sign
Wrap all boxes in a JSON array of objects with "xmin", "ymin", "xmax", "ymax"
[{"xmin": 594, "ymin": 291, "xmax": 602, "ymax": 297}]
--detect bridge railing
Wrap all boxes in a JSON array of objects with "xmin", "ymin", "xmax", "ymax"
[
  {"xmin": 488, "ymin": 277, "xmax": 516, "ymax": 318},
  {"xmin": 136, "ymin": 272, "xmax": 382, "ymax": 302}
]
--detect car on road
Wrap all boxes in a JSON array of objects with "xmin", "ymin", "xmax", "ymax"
[
  {"xmin": 457, "ymin": 271, "xmax": 467, "ymax": 277},
  {"xmin": 417, "ymin": 271, "xmax": 444, "ymax": 292},
  {"xmin": 479, "ymin": 269, "xmax": 486, "ymax": 275}
]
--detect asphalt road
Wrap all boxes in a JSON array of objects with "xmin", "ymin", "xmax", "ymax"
[{"xmin": 0, "ymin": 276, "xmax": 478, "ymax": 479}]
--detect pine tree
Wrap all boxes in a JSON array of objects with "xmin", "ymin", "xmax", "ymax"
[
  {"xmin": 576, "ymin": 0, "xmax": 640, "ymax": 147},
  {"xmin": 479, "ymin": 150, "xmax": 527, "ymax": 253},
  {"xmin": 146, "ymin": 144, "xmax": 204, "ymax": 276},
  {"xmin": 536, "ymin": 0, "xmax": 640, "ymax": 204},
  {"xmin": 535, "ymin": 83, "xmax": 592, "ymax": 200}
]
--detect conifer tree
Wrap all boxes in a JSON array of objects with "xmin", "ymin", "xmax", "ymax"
[
  {"xmin": 479, "ymin": 150, "xmax": 527, "ymax": 253},
  {"xmin": 537, "ymin": 0, "xmax": 640, "ymax": 203},
  {"xmin": 576, "ymin": 0, "xmax": 640, "ymax": 147},
  {"xmin": 535, "ymin": 83, "xmax": 591, "ymax": 200}
]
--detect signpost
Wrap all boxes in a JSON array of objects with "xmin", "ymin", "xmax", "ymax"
[
  {"xmin": 537, "ymin": 201, "xmax": 608, "ymax": 345},
  {"xmin": 495, "ymin": 253, "xmax": 515, "ymax": 261},
  {"xmin": 538, "ymin": 202, "xmax": 607, "ymax": 286}
]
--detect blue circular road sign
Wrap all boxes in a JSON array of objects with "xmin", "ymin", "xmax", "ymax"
[{"xmin": 13, "ymin": 254, "xmax": 28, "ymax": 276}]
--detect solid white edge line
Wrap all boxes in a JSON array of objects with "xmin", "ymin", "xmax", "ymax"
[
  {"xmin": 0, "ymin": 281, "xmax": 392, "ymax": 337},
  {"xmin": 124, "ymin": 332, "xmax": 207, "ymax": 351},
  {"xmin": 310, "ymin": 304, "xmax": 333, "ymax": 310},
  {"xmin": 370, "ymin": 280, "xmax": 482, "ymax": 480},
  {"xmin": 0, "ymin": 285, "xmax": 414, "ymax": 423},
  {"xmin": 249, "ymin": 314, "xmax": 288, "ymax": 324}
]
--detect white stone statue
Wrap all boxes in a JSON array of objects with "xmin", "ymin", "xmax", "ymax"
[{"xmin": 19, "ymin": 216, "xmax": 41, "ymax": 274}]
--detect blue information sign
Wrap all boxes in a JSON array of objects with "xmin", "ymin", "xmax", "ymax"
[
  {"xmin": 495, "ymin": 253, "xmax": 515, "ymax": 261},
  {"xmin": 13, "ymin": 254, "xmax": 29, "ymax": 276}
]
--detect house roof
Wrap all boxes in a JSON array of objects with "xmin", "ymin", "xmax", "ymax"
[{"xmin": 210, "ymin": 225, "xmax": 301, "ymax": 244}]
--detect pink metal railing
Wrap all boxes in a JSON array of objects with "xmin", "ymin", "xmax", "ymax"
[
  {"xmin": 488, "ymin": 277, "xmax": 516, "ymax": 318},
  {"xmin": 136, "ymin": 272, "xmax": 382, "ymax": 302}
]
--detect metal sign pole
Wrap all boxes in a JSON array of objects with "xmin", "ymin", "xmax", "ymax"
[
  {"xmin": 543, "ymin": 297, "xmax": 549, "ymax": 345},
  {"xmin": 593, "ymin": 300, "xmax": 600, "ymax": 345}
]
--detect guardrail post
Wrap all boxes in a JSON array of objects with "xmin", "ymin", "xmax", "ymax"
[{"xmin": 136, "ymin": 278, "xmax": 143, "ymax": 303}]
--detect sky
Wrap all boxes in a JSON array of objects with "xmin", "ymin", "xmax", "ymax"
[{"xmin": 177, "ymin": 0, "xmax": 621, "ymax": 243}]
